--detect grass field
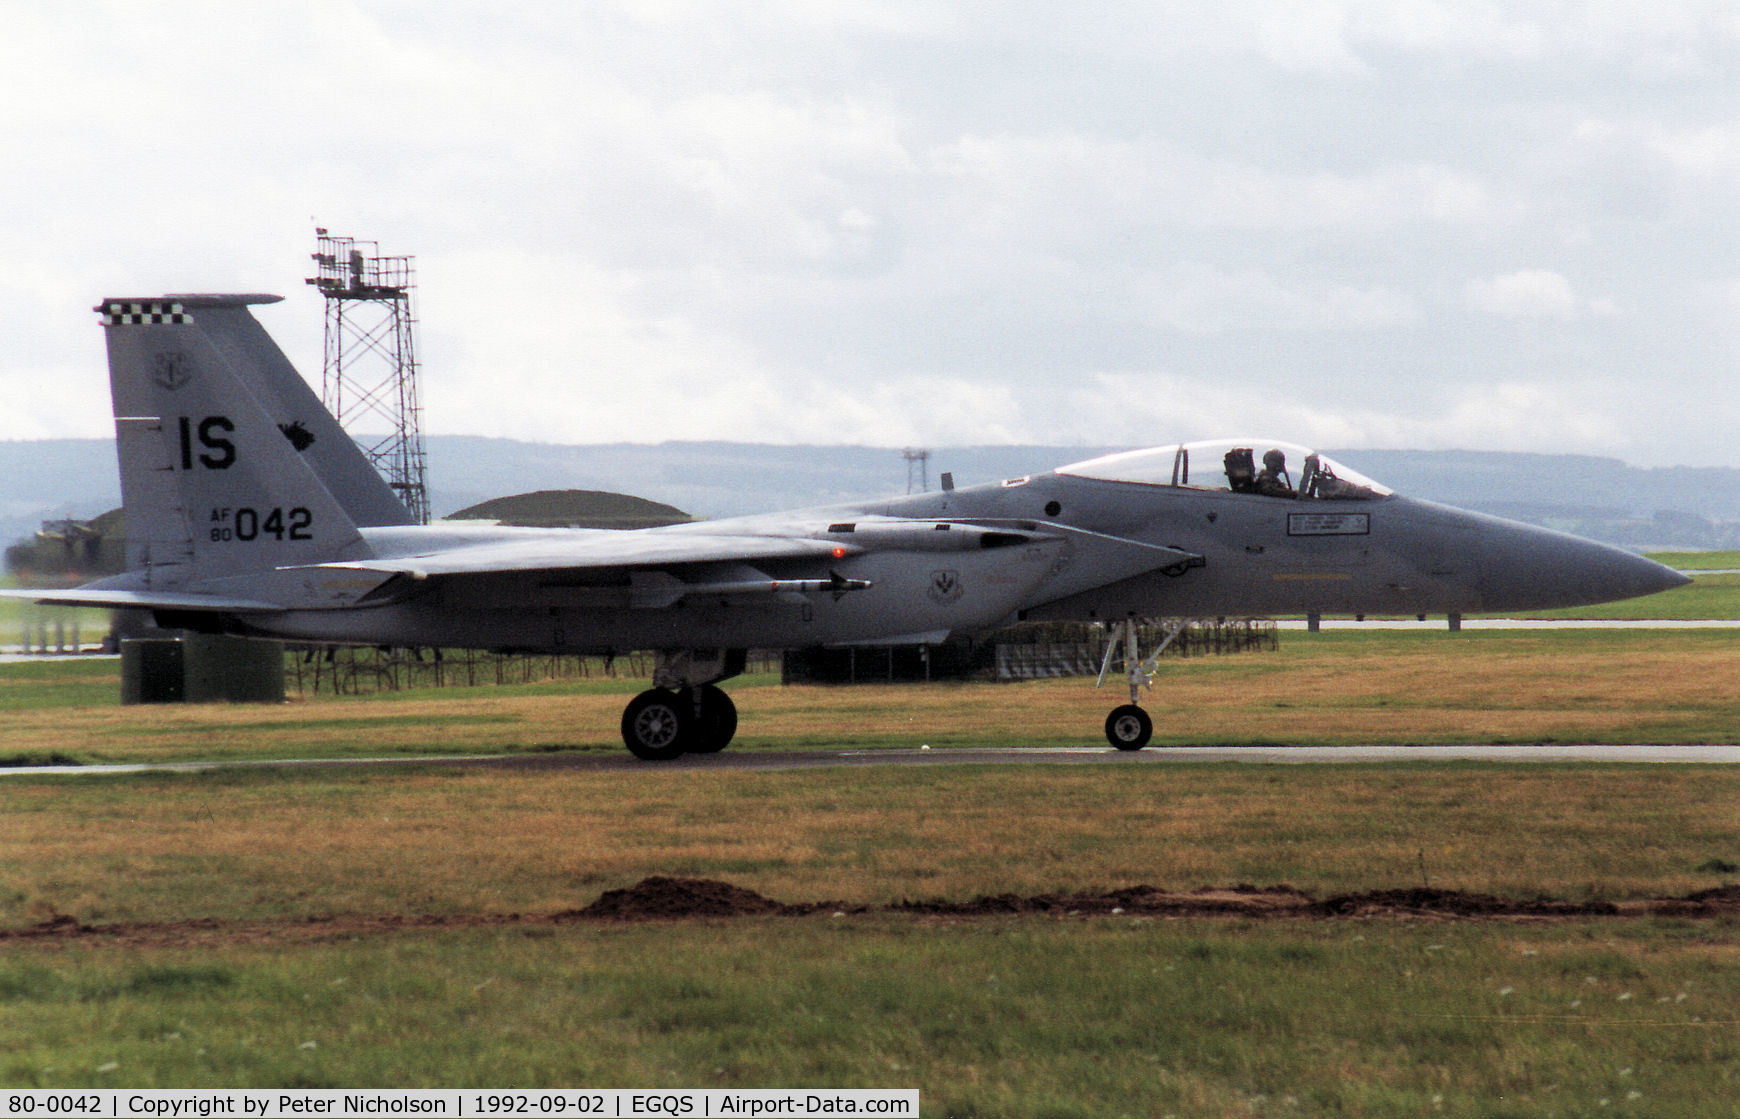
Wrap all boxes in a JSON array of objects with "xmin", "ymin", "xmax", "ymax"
[
  {"xmin": 1507, "ymin": 569, "xmax": 1740, "ymax": 621},
  {"xmin": 8, "ymin": 628, "xmax": 1740, "ymax": 767},
  {"xmin": 4, "ymin": 917, "xmax": 1736, "ymax": 1116},
  {"xmin": 1647, "ymin": 550, "xmax": 1740, "ymax": 571},
  {"xmin": 1, "ymin": 757, "xmax": 1736, "ymax": 1115},
  {"xmin": 4, "ymin": 758, "xmax": 1739, "ymax": 920},
  {"xmin": 4, "ymin": 616, "xmax": 1740, "ymax": 1114}
]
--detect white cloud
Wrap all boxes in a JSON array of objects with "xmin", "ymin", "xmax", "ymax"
[
  {"xmin": 1064, "ymin": 373, "xmax": 1625, "ymax": 456},
  {"xmin": 416, "ymin": 247, "xmax": 1029, "ymax": 447},
  {"xmin": 1648, "ymin": 125, "xmax": 1740, "ymax": 180},
  {"xmin": 930, "ymin": 133, "xmax": 1498, "ymax": 238},
  {"xmin": 1399, "ymin": 382, "xmax": 1625, "ymax": 449},
  {"xmin": 1575, "ymin": 116, "xmax": 1740, "ymax": 182},
  {"xmin": 0, "ymin": 360, "xmax": 110, "ymax": 441},
  {"xmin": 1345, "ymin": 0, "xmax": 1549, "ymax": 60},
  {"xmin": 1136, "ymin": 265, "xmax": 1418, "ymax": 334},
  {"xmin": 1256, "ymin": 2, "xmax": 1370, "ymax": 75},
  {"xmin": 1466, "ymin": 270, "xmax": 1580, "ymax": 320}
]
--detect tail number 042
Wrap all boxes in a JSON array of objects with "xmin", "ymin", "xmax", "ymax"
[{"xmin": 210, "ymin": 507, "xmax": 313, "ymax": 542}]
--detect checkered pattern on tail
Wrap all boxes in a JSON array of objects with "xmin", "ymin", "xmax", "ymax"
[{"xmin": 100, "ymin": 301, "xmax": 192, "ymax": 326}]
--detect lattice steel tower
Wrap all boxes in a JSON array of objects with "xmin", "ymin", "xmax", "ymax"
[
  {"xmin": 306, "ymin": 228, "xmax": 431, "ymax": 524},
  {"xmin": 903, "ymin": 448, "xmax": 931, "ymax": 494}
]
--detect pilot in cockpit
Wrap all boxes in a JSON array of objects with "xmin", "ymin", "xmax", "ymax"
[{"xmin": 1254, "ymin": 448, "xmax": 1297, "ymax": 499}]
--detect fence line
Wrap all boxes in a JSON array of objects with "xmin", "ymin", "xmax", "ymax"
[
  {"xmin": 993, "ymin": 618, "xmax": 1278, "ymax": 681},
  {"xmin": 284, "ymin": 646, "xmax": 782, "ymax": 697}
]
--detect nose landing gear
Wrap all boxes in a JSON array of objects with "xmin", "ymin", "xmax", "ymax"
[
  {"xmin": 1104, "ymin": 704, "xmax": 1153, "ymax": 750},
  {"xmin": 1096, "ymin": 618, "xmax": 1188, "ymax": 750}
]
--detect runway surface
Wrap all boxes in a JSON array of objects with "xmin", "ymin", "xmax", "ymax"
[{"xmin": 5, "ymin": 743, "xmax": 1739, "ymax": 778}]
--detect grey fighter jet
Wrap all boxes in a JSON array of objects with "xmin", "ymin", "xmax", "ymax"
[{"xmin": 11, "ymin": 293, "xmax": 1688, "ymax": 759}]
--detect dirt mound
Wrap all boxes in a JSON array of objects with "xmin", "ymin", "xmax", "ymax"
[
  {"xmin": 564, "ymin": 876, "xmax": 805, "ymax": 921},
  {"xmin": 1682, "ymin": 883, "xmax": 1740, "ymax": 905},
  {"xmin": 1642, "ymin": 882, "xmax": 1740, "ymax": 917},
  {"xmin": 1316, "ymin": 888, "xmax": 1621, "ymax": 918},
  {"xmin": 893, "ymin": 884, "xmax": 1314, "ymax": 918},
  {"xmin": 15, "ymin": 914, "xmax": 96, "ymax": 938},
  {"xmin": 6, "ymin": 878, "xmax": 1738, "ymax": 948}
]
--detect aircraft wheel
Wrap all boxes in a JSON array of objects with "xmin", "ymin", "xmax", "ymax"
[
  {"xmin": 687, "ymin": 684, "xmax": 737, "ymax": 754},
  {"xmin": 1104, "ymin": 704, "xmax": 1153, "ymax": 750},
  {"xmin": 622, "ymin": 688, "xmax": 690, "ymax": 761}
]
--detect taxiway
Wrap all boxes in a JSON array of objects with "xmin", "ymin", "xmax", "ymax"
[{"xmin": 4, "ymin": 743, "xmax": 1738, "ymax": 779}]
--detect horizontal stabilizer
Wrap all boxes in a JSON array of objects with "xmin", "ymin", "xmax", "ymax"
[{"xmin": 0, "ymin": 587, "xmax": 285, "ymax": 613}]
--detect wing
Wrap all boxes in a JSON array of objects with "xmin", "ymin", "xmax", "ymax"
[
  {"xmin": 327, "ymin": 517, "xmax": 1199, "ymax": 586},
  {"xmin": 316, "ymin": 519, "xmax": 1081, "ymax": 609},
  {"xmin": 7, "ymin": 517, "xmax": 1200, "ymax": 616},
  {"xmin": 320, "ymin": 530, "xmax": 862, "ymax": 579}
]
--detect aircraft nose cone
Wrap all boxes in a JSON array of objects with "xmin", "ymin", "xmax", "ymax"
[{"xmin": 1480, "ymin": 523, "xmax": 1691, "ymax": 611}]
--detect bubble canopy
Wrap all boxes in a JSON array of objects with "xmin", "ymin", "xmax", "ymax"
[{"xmin": 1057, "ymin": 440, "xmax": 1392, "ymax": 501}]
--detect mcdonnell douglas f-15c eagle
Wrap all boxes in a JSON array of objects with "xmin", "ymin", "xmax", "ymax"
[{"xmin": 11, "ymin": 294, "xmax": 1688, "ymax": 759}]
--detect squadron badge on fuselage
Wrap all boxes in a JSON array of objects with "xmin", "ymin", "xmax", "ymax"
[{"xmin": 928, "ymin": 569, "xmax": 964, "ymax": 605}]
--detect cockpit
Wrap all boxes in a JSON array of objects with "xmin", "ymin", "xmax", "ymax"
[{"xmin": 1056, "ymin": 440, "xmax": 1392, "ymax": 501}]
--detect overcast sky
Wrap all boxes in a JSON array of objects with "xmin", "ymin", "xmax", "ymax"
[{"xmin": 1, "ymin": 1, "xmax": 1734, "ymax": 466}]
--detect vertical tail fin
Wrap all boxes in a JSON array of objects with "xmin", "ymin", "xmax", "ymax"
[
  {"xmin": 100, "ymin": 295, "xmax": 372, "ymax": 587},
  {"xmin": 173, "ymin": 296, "xmax": 418, "ymax": 527}
]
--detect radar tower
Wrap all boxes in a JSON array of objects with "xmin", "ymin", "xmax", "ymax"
[
  {"xmin": 903, "ymin": 448, "xmax": 931, "ymax": 494},
  {"xmin": 306, "ymin": 228, "xmax": 431, "ymax": 524}
]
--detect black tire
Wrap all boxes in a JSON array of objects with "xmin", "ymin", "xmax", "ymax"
[
  {"xmin": 1104, "ymin": 704, "xmax": 1153, "ymax": 750},
  {"xmin": 688, "ymin": 684, "xmax": 738, "ymax": 754},
  {"xmin": 622, "ymin": 688, "xmax": 690, "ymax": 761}
]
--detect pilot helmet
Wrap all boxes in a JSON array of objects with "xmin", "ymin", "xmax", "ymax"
[{"xmin": 1263, "ymin": 449, "xmax": 1287, "ymax": 472}]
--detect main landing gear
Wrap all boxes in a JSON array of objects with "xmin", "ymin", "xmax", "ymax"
[
  {"xmin": 620, "ymin": 648, "xmax": 744, "ymax": 761},
  {"xmin": 621, "ymin": 684, "xmax": 738, "ymax": 761},
  {"xmin": 1096, "ymin": 618, "xmax": 1188, "ymax": 751}
]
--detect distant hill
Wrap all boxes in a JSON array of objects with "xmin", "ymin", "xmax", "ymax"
[
  {"xmin": 6, "ymin": 437, "xmax": 1740, "ymax": 551},
  {"xmin": 1329, "ymin": 450, "xmax": 1740, "ymax": 549}
]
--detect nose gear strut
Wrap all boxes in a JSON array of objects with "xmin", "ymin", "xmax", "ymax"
[{"xmin": 1095, "ymin": 618, "xmax": 1190, "ymax": 750}]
